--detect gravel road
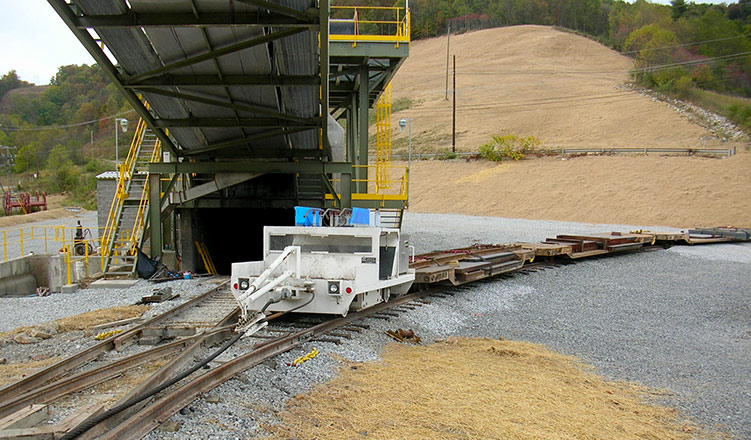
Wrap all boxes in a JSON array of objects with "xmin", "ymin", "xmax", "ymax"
[
  {"xmin": 2, "ymin": 211, "xmax": 748, "ymax": 438},
  {"xmin": 0, "ymin": 210, "xmax": 97, "ymax": 260}
]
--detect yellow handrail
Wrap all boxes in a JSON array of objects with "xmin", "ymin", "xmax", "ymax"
[
  {"xmin": 325, "ymin": 165, "xmax": 409, "ymax": 204},
  {"xmin": 100, "ymin": 116, "xmax": 147, "ymax": 262},
  {"xmin": 124, "ymin": 136, "xmax": 162, "ymax": 256},
  {"xmin": 330, "ymin": 5, "xmax": 410, "ymax": 45},
  {"xmin": 375, "ymin": 83, "xmax": 392, "ymax": 191}
]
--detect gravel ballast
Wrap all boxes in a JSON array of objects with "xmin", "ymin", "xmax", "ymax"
[{"xmin": 2, "ymin": 212, "xmax": 749, "ymax": 438}]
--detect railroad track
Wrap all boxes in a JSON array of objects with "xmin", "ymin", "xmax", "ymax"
[
  {"xmin": 2, "ymin": 228, "xmax": 748, "ymax": 439},
  {"xmin": 0, "ymin": 279, "xmax": 239, "ymax": 438}
]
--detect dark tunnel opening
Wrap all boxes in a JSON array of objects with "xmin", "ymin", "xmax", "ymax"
[{"xmin": 180, "ymin": 207, "xmax": 294, "ymax": 275}]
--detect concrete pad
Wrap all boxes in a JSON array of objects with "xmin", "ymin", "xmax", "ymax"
[
  {"xmin": 61, "ymin": 283, "xmax": 79, "ymax": 294},
  {"xmin": 89, "ymin": 279, "xmax": 138, "ymax": 289}
]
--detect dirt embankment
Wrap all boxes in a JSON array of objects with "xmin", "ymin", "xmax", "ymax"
[
  {"xmin": 389, "ymin": 25, "xmax": 742, "ymax": 154},
  {"xmin": 389, "ymin": 25, "xmax": 749, "ymax": 228},
  {"xmin": 0, "ymin": 194, "xmax": 73, "ymax": 228},
  {"xmin": 406, "ymin": 150, "xmax": 751, "ymax": 228}
]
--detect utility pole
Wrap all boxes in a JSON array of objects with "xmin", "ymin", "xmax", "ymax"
[
  {"xmin": 452, "ymin": 55, "xmax": 456, "ymax": 153},
  {"xmin": 445, "ymin": 23, "xmax": 451, "ymax": 101}
]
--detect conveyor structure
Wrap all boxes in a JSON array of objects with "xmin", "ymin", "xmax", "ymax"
[{"xmin": 49, "ymin": 0, "xmax": 411, "ymax": 274}]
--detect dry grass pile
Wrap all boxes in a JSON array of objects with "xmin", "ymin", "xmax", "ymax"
[
  {"xmin": 0, "ymin": 305, "xmax": 149, "ymax": 340},
  {"xmin": 0, "ymin": 357, "xmax": 62, "ymax": 385},
  {"xmin": 53, "ymin": 305, "xmax": 149, "ymax": 332},
  {"xmin": 269, "ymin": 337, "xmax": 706, "ymax": 440}
]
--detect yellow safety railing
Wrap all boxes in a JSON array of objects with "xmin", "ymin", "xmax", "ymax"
[
  {"xmin": 330, "ymin": 5, "xmax": 410, "ymax": 45},
  {"xmin": 100, "ymin": 116, "xmax": 148, "ymax": 261},
  {"xmin": 121, "ymin": 137, "xmax": 162, "ymax": 261},
  {"xmin": 0, "ymin": 225, "xmax": 115, "ymax": 284},
  {"xmin": 375, "ymin": 83, "xmax": 392, "ymax": 190},
  {"xmin": 325, "ymin": 165, "xmax": 409, "ymax": 206}
]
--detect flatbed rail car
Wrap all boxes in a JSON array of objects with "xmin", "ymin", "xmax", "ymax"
[{"xmin": 411, "ymin": 228, "xmax": 751, "ymax": 287}]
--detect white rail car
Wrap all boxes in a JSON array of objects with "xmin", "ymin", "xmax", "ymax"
[{"xmin": 231, "ymin": 226, "xmax": 415, "ymax": 331}]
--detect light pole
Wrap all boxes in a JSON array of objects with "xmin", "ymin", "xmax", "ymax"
[
  {"xmin": 114, "ymin": 117, "xmax": 129, "ymax": 170},
  {"xmin": 398, "ymin": 118, "xmax": 413, "ymax": 204}
]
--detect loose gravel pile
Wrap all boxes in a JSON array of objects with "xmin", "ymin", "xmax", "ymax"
[{"xmin": 2, "ymin": 212, "xmax": 749, "ymax": 439}]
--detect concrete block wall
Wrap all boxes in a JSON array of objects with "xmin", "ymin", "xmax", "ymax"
[
  {"xmin": 0, "ymin": 254, "xmax": 81, "ymax": 297},
  {"xmin": 0, "ymin": 257, "xmax": 36, "ymax": 297}
]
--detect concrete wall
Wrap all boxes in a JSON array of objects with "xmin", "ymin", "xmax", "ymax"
[
  {"xmin": 0, "ymin": 254, "xmax": 80, "ymax": 296},
  {"xmin": 0, "ymin": 257, "xmax": 36, "ymax": 297}
]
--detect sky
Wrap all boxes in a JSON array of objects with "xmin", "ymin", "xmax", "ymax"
[{"xmin": 0, "ymin": 0, "xmax": 736, "ymax": 85}]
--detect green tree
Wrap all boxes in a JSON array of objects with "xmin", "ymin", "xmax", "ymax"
[
  {"xmin": 670, "ymin": 0, "xmax": 688, "ymax": 21},
  {"xmin": 0, "ymin": 70, "xmax": 31, "ymax": 101}
]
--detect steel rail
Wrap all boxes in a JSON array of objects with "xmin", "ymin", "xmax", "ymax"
[
  {"xmin": 96, "ymin": 288, "xmax": 445, "ymax": 439},
  {"xmin": 0, "ymin": 280, "xmax": 228, "ymax": 403},
  {"xmin": 94, "ymin": 259, "xmax": 579, "ymax": 439},
  {"xmin": 0, "ymin": 335, "xmax": 202, "ymax": 420},
  {"xmin": 68, "ymin": 245, "xmax": 670, "ymax": 438},
  {"xmin": 77, "ymin": 327, "xmax": 236, "ymax": 440}
]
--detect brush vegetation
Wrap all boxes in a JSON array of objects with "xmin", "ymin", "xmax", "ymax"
[{"xmin": 480, "ymin": 134, "xmax": 541, "ymax": 161}]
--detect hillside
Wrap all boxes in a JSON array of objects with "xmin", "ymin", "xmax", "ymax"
[
  {"xmin": 389, "ymin": 25, "xmax": 743, "ymax": 153},
  {"xmin": 393, "ymin": 26, "xmax": 750, "ymax": 228}
]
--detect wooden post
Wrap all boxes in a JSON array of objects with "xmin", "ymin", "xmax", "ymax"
[{"xmin": 452, "ymin": 55, "xmax": 456, "ymax": 153}]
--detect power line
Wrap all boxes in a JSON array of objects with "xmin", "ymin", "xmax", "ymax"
[
  {"xmin": 621, "ymin": 34, "xmax": 750, "ymax": 55},
  {"xmin": 0, "ymin": 109, "xmax": 135, "ymax": 132},
  {"xmin": 402, "ymin": 91, "xmax": 643, "ymax": 115}
]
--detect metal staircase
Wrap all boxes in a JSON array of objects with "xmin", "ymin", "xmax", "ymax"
[
  {"xmin": 100, "ymin": 118, "xmax": 161, "ymax": 277},
  {"xmin": 379, "ymin": 209, "xmax": 403, "ymax": 229},
  {"xmin": 296, "ymin": 173, "xmax": 327, "ymax": 208}
]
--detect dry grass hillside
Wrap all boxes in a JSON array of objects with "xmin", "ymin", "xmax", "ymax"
[
  {"xmin": 404, "ymin": 153, "xmax": 751, "ymax": 228},
  {"xmin": 389, "ymin": 25, "xmax": 749, "ymax": 227},
  {"xmin": 390, "ymin": 25, "xmax": 734, "ymax": 152}
]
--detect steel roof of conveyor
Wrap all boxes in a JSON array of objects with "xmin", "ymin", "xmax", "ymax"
[
  {"xmin": 50, "ymin": 0, "xmax": 326, "ymax": 160},
  {"xmin": 51, "ymin": 0, "xmax": 411, "ymax": 267}
]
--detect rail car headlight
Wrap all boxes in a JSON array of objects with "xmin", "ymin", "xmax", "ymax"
[
  {"xmin": 328, "ymin": 281, "xmax": 340, "ymax": 295},
  {"xmin": 238, "ymin": 278, "xmax": 250, "ymax": 291}
]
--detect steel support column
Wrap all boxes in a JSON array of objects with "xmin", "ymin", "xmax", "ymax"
[
  {"xmin": 340, "ymin": 173, "xmax": 352, "ymax": 209},
  {"xmin": 149, "ymin": 173, "xmax": 162, "ymax": 259},
  {"xmin": 357, "ymin": 61, "xmax": 370, "ymax": 194},
  {"xmin": 319, "ymin": 0, "xmax": 330, "ymax": 156}
]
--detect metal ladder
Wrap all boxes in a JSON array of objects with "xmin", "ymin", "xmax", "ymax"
[
  {"xmin": 100, "ymin": 118, "xmax": 161, "ymax": 277},
  {"xmin": 296, "ymin": 173, "xmax": 326, "ymax": 208}
]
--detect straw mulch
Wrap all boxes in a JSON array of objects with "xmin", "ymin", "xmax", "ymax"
[
  {"xmin": 53, "ymin": 305, "xmax": 149, "ymax": 331},
  {"xmin": 267, "ymin": 337, "xmax": 708, "ymax": 440},
  {"xmin": 0, "ymin": 357, "xmax": 62, "ymax": 385},
  {"xmin": 0, "ymin": 305, "xmax": 150, "ymax": 341}
]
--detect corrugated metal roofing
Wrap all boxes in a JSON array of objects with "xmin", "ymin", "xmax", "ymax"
[{"xmin": 76, "ymin": 0, "xmax": 319, "ymax": 155}]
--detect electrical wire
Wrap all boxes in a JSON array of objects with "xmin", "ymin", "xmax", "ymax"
[
  {"xmin": 400, "ymin": 91, "xmax": 645, "ymax": 115},
  {"xmin": 399, "ymin": 50, "xmax": 751, "ymax": 78},
  {"xmin": 0, "ymin": 109, "xmax": 135, "ymax": 132},
  {"xmin": 59, "ymin": 329, "xmax": 243, "ymax": 440},
  {"xmin": 620, "ymin": 34, "xmax": 750, "ymax": 55}
]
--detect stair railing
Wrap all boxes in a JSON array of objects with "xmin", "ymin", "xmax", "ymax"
[
  {"xmin": 99, "ymin": 116, "xmax": 147, "ymax": 271},
  {"xmin": 124, "ymin": 138, "xmax": 162, "ymax": 260}
]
